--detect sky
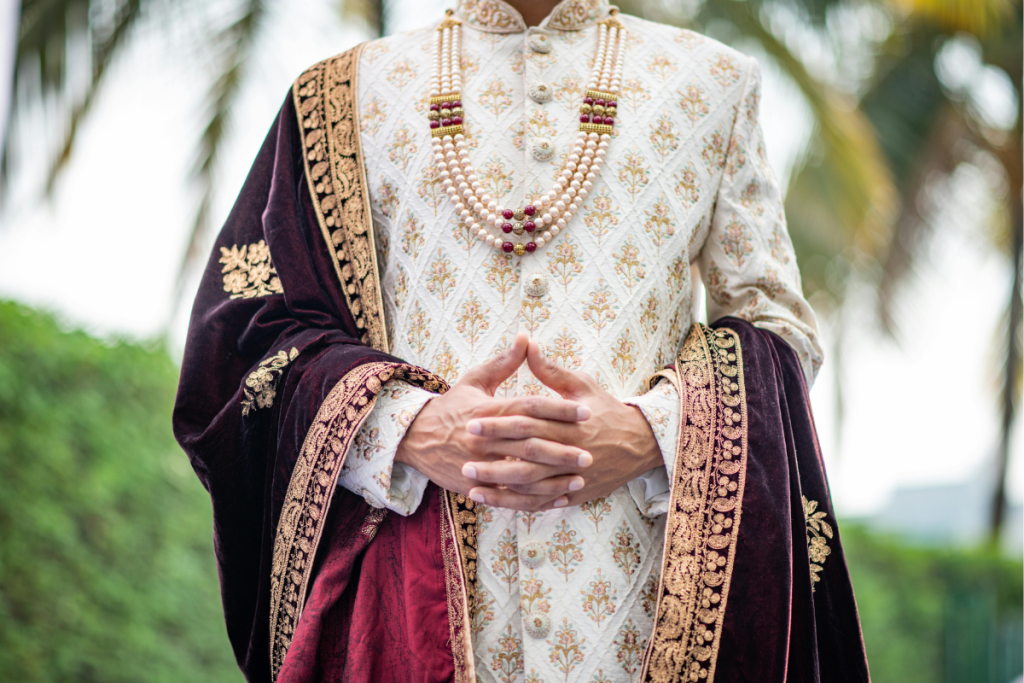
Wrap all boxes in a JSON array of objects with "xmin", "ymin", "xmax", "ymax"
[{"xmin": 0, "ymin": 0, "xmax": 1019, "ymax": 518}]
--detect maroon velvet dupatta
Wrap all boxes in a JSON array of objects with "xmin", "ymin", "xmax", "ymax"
[{"xmin": 174, "ymin": 44, "xmax": 870, "ymax": 683}]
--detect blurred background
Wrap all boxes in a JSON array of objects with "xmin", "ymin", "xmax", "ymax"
[{"xmin": 0, "ymin": 0, "xmax": 1021, "ymax": 680}]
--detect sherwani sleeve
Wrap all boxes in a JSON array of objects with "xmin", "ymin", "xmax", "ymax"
[
  {"xmin": 623, "ymin": 380, "xmax": 681, "ymax": 517},
  {"xmin": 697, "ymin": 57, "xmax": 823, "ymax": 385},
  {"xmin": 336, "ymin": 380, "xmax": 435, "ymax": 515}
]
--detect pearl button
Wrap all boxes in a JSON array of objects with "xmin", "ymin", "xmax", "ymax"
[
  {"xmin": 527, "ymin": 33, "xmax": 552, "ymax": 54},
  {"xmin": 530, "ymin": 137, "xmax": 556, "ymax": 162},
  {"xmin": 523, "ymin": 612, "xmax": 552, "ymax": 638},
  {"xmin": 521, "ymin": 540, "xmax": 546, "ymax": 568},
  {"xmin": 529, "ymin": 81, "xmax": 553, "ymax": 103},
  {"xmin": 524, "ymin": 273, "xmax": 549, "ymax": 298}
]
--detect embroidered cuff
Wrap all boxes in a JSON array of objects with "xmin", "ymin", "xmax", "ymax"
[
  {"xmin": 623, "ymin": 378, "xmax": 682, "ymax": 517},
  {"xmin": 336, "ymin": 379, "xmax": 436, "ymax": 516}
]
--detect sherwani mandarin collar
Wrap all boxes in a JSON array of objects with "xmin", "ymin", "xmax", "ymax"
[{"xmin": 455, "ymin": 0, "xmax": 611, "ymax": 32}]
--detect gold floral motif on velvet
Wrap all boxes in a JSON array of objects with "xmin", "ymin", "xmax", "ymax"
[
  {"xmin": 292, "ymin": 46, "xmax": 389, "ymax": 353},
  {"xmin": 803, "ymin": 496, "xmax": 833, "ymax": 592},
  {"xmin": 639, "ymin": 324, "xmax": 748, "ymax": 683},
  {"xmin": 241, "ymin": 347, "xmax": 299, "ymax": 416},
  {"xmin": 220, "ymin": 240, "xmax": 284, "ymax": 299},
  {"xmin": 268, "ymin": 361, "xmax": 447, "ymax": 680}
]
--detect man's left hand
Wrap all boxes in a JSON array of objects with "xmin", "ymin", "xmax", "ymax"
[{"xmin": 462, "ymin": 339, "xmax": 663, "ymax": 510}]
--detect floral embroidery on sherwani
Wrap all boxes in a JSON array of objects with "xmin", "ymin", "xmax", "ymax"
[{"xmin": 336, "ymin": 0, "xmax": 822, "ymax": 679}]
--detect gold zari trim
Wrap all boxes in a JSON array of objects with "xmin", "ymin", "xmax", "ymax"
[
  {"xmin": 268, "ymin": 362, "xmax": 446, "ymax": 679},
  {"xmin": 441, "ymin": 490, "xmax": 479, "ymax": 683},
  {"xmin": 579, "ymin": 123, "xmax": 614, "ymax": 134},
  {"xmin": 292, "ymin": 46, "xmax": 389, "ymax": 352},
  {"xmin": 241, "ymin": 347, "xmax": 299, "ymax": 417},
  {"xmin": 585, "ymin": 89, "xmax": 618, "ymax": 101},
  {"xmin": 430, "ymin": 93, "xmax": 461, "ymax": 105},
  {"xmin": 640, "ymin": 324, "xmax": 748, "ymax": 683}
]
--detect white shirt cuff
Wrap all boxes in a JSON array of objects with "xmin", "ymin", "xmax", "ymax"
[
  {"xmin": 623, "ymin": 378, "xmax": 681, "ymax": 517},
  {"xmin": 335, "ymin": 379, "xmax": 436, "ymax": 516}
]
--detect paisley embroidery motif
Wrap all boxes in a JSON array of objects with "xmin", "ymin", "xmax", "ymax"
[{"xmin": 640, "ymin": 324, "xmax": 748, "ymax": 683}]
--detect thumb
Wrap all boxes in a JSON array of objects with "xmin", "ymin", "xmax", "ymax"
[
  {"xmin": 459, "ymin": 331, "xmax": 529, "ymax": 395},
  {"xmin": 526, "ymin": 339, "xmax": 588, "ymax": 397}
]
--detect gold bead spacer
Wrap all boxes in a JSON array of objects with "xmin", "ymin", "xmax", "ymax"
[
  {"xmin": 513, "ymin": 243, "xmax": 526, "ymax": 256},
  {"xmin": 431, "ymin": 124, "xmax": 464, "ymax": 138},
  {"xmin": 579, "ymin": 123, "xmax": 614, "ymax": 134}
]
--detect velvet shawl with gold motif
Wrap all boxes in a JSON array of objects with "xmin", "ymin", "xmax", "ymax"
[{"xmin": 173, "ymin": 44, "xmax": 869, "ymax": 683}]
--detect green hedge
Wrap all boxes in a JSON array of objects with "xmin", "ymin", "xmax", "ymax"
[
  {"xmin": 0, "ymin": 301, "xmax": 241, "ymax": 682},
  {"xmin": 0, "ymin": 301, "xmax": 1020, "ymax": 682},
  {"xmin": 844, "ymin": 526, "xmax": 1022, "ymax": 683}
]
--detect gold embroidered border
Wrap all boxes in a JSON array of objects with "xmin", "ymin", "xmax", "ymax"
[
  {"xmin": 268, "ymin": 362, "xmax": 446, "ymax": 680},
  {"xmin": 441, "ymin": 490, "xmax": 479, "ymax": 683},
  {"xmin": 292, "ymin": 47, "xmax": 389, "ymax": 353},
  {"xmin": 640, "ymin": 324, "xmax": 748, "ymax": 683}
]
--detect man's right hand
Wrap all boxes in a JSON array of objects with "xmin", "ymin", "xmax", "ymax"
[{"xmin": 395, "ymin": 332, "xmax": 592, "ymax": 508}]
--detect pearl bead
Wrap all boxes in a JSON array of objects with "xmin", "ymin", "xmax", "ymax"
[
  {"xmin": 541, "ymin": 213, "xmax": 552, "ymax": 224},
  {"xmin": 542, "ymin": 231, "xmax": 552, "ymax": 240},
  {"xmin": 473, "ymin": 202, "xmax": 484, "ymax": 213},
  {"xmin": 577, "ymin": 188, "xmax": 589, "ymax": 199},
  {"xmin": 477, "ymin": 229, "xmax": 489, "ymax": 239},
  {"xmin": 556, "ymin": 218, "xmax": 567, "ymax": 228},
  {"xmin": 555, "ymin": 201, "xmax": 566, "ymax": 211},
  {"xmin": 535, "ymin": 237, "xmax": 546, "ymax": 248},
  {"xmin": 582, "ymin": 180, "xmax": 593, "ymax": 190}
]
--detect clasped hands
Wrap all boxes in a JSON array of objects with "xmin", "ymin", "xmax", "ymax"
[{"xmin": 395, "ymin": 332, "xmax": 662, "ymax": 511}]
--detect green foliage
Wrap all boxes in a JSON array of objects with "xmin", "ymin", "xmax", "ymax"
[
  {"xmin": 844, "ymin": 524, "xmax": 1024, "ymax": 683},
  {"xmin": 0, "ymin": 301, "xmax": 241, "ymax": 682},
  {"xmin": 1, "ymin": 299, "xmax": 1021, "ymax": 682}
]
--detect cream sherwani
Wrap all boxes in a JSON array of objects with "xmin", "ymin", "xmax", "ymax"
[{"xmin": 336, "ymin": 1, "xmax": 821, "ymax": 680}]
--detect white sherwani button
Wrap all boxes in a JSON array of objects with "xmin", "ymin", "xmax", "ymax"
[
  {"xmin": 523, "ymin": 612, "xmax": 552, "ymax": 639},
  {"xmin": 521, "ymin": 540, "xmax": 546, "ymax": 568},
  {"xmin": 527, "ymin": 33, "xmax": 552, "ymax": 53},
  {"xmin": 524, "ymin": 273, "xmax": 549, "ymax": 298},
  {"xmin": 529, "ymin": 81, "xmax": 553, "ymax": 103},
  {"xmin": 530, "ymin": 137, "xmax": 555, "ymax": 162}
]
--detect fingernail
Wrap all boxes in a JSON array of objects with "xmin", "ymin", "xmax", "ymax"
[
  {"xmin": 576, "ymin": 405, "xmax": 592, "ymax": 420},
  {"xmin": 462, "ymin": 464, "xmax": 478, "ymax": 479},
  {"xmin": 577, "ymin": 451, "xmax": 593, "ymax": 467},
  {"xmin": 553, "ymin": 497, "xmax": 568, "ymax": 508},
  {"xmin": 569, "ymin": 477, "xmax": 585, "ymax": 491},
  {"xmin": 469, "ymin": 490, "xmax": 485, "ymax": 503},
  {"xmin": 467, "ymin": 420, "xmax": 482, "ymax": 435}
]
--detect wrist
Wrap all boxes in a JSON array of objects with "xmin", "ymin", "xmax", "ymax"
[{"xmin": 627, "ymin": 404, "xmax": 663, "ymax": 473}]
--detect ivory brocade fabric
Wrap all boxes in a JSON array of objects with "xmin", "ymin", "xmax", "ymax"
[{"xmin": 335, "ymin": 1, "xmax": 822, "ymax": 681}]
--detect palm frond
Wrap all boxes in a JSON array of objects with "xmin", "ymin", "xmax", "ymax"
[
  {"xmin": 886, "ymin": 0, "xmax": 1017, "ymax": 37},
  {"xmin": 3, "ymin": 0, "xmax": 145, "ymax": 200},
  {"xmin": 173, "ymin": 0, "xmax": 265, "ymax": 306},
  {"xmin": 721, "ymin": 0, "xmax": 898, "ymax": 270}
]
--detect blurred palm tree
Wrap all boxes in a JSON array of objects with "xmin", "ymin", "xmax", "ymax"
[
  {"xmin": 2, "ymin": 0, "xmax": 1020, "ymax": 540},
  {"xmin": 1, "ymin": 0, "xmax": 384, "ymax": 298},
  {"xmin": 619, "ymin": 0, "xmax": 1021, "ymax": 542}
]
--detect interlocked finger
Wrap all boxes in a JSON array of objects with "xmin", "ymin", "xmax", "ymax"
[
  {"xmin": 478, "ymin": 436, "xmax": 592, "ymax": 469},
  {"xmin": 500, "ymin": 396, "xmax": 591, "ymax": 422},
  {"xmin": 468, "ymin": 485, "xmax": 571, "ymax": 512},
  {"xmin": 467, "ymin": 414, "xmax": 579, "ymax": 443}
]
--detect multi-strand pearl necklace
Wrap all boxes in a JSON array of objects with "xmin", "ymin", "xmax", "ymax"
[{"xmin": 427, "ymin": 10, "xmax": 626, "ymax": 256}]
